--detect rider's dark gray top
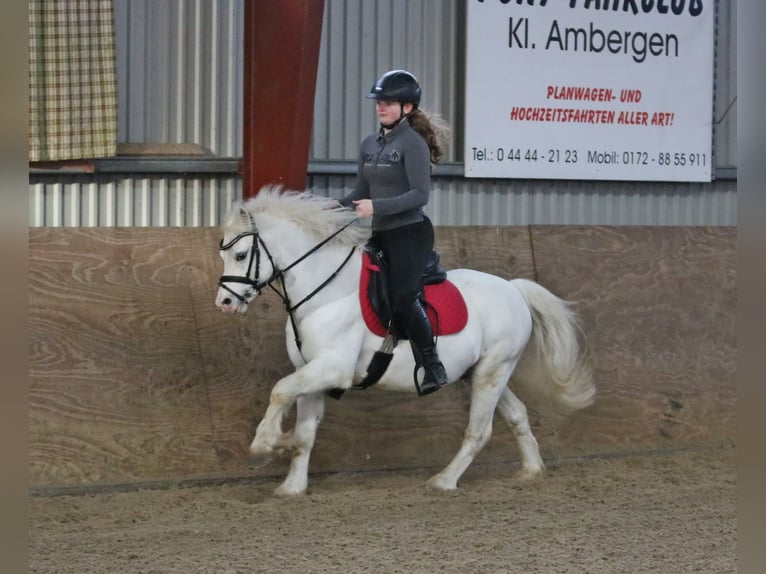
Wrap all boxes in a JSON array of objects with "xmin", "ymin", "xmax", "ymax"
[{"xmin": 339, "ymin": 118, "xmax": 431, "ymax": 231}]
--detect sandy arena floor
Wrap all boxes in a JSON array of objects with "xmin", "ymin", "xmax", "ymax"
[{"xmin": 29, "ymin": 445, "xmax": 736, "ymax": 574}]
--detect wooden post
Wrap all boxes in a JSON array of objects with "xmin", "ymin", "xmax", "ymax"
[{"xmin": 241, "ymin": 0, "xmax": 325, "ymax": 197}]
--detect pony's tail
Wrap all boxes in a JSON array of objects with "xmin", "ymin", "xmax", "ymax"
[{"xmin": 510, "ymin": 278, "xmax": 596, "ymax": 419}]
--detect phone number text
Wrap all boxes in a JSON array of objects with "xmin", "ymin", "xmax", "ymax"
[{"xmin": 471, "ymin": 147, "xmax": 708, "ymax": 167}]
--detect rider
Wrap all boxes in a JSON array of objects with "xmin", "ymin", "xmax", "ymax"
[{"xmin": 339, "ymin": 70, "xmax": 449, "ymax": 396}]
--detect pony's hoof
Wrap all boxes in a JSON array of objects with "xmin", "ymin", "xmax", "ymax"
[
  {"xmin": 514, "ymin": 467, "xmax": 544, "ymax": 481},
  {"xmin": 247, "ymin": 447, "xmax": 273, "ymax": 469},
  {"xmin": 274, "ymin": 483, "xmax": 306, "ymax": 497},
  {"xmin": 426, "ymin": 475, "xmax": 458, "ymax": 492}
]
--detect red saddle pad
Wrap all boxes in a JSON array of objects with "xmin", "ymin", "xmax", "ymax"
[{"xmin": 359, "ymin": 251, "xmax": 468, "ymax": 337}]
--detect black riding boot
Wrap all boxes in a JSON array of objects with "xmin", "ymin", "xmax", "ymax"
[{"xmin": 396, "ymin": 300, "xmax": 448, "ymax": 396}]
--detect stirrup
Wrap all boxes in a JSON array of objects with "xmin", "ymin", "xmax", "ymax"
[{"xmin": 413, "ymin": 364, "xmax": 446, "ymax": 397}]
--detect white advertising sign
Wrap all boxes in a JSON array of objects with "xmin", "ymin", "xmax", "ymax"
[{"xmin": 464, "ymin": 0, "xmax": 715, "ymax": 181}]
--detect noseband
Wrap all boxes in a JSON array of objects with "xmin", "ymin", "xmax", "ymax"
[{"xmin": 218, "ymin": 217, "xmax": 358, "ymax": 351}]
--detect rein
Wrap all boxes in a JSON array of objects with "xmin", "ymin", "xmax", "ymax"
[{"xmin": 219, "ymin": 217, "xmax": 358, "ymax": 352}]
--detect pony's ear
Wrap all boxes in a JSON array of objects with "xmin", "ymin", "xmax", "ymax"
[{"xmin": 237, "ymin": 206, "xmax": 250, "ymax": 225}]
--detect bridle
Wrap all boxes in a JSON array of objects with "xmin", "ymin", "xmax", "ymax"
[
  {"xmin": 218, "ymin": 230, "xmax": 276, "ymax": 303},
  {"xmin": 218, "ymin": 215, "xmax": 358, "ymax": 351}
]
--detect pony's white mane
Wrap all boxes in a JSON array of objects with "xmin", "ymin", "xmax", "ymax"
[{"xmin": 223, "ymin": 185, "xmax": 370, "ymax": 246}]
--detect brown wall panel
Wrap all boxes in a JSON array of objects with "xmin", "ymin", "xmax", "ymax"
[
  {"xmin": 529, "ymin": 226, "xmax": 736, "ymax": 453},
  {"xmin": 29, "ymin": 229, "xmax": 220, "ymax": 486},
  {"xmin": 29, "ymin": 226, "xmax": 736, "ymax": 489}
]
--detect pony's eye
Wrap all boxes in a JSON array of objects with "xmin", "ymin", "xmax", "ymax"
[{"xmin": 235, "ymin": 252, "xmax": 247, "ymax": 262}]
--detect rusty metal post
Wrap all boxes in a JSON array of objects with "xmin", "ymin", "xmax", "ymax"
[{"xmin": 241, "ymin": 0, "xmax": 325, "ymax": 197}]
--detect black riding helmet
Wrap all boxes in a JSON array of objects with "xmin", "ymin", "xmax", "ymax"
[{"xmin": 367, "ymin": 70, "xmax": 422, "ymax": 106}]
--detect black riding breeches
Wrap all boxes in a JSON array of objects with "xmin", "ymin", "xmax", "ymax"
[{"xmin": 372, "ymin": 217, "xmax": 435, "ymax": 317}]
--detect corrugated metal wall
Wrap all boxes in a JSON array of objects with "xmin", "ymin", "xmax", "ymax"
[
  {"xmin": 713, "ymin": 0, "xmax": 737, "ymax": 168},
  {"xmin": 29, "ymin": 177, "xmax": 240, "ymax": 227},
  {"xmin": 115, "ymin": 0, "xmax": 243, "ymax": 156},
  {"xmin": 29, "ymin": 0, "xmax": 737, "ymax": 227},
  {"xmin": 312, "ymin": 0, "xmax": 459, "ymax": 161},
  {"xmin": 30, "ymin": 174, "xmax": 735, "ymax": 227},
  {"xmin": 313, "ymin": 175, "xmax": 737, "ymax": 226}
]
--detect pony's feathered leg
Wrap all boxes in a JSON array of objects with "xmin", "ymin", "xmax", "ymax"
[
  {"xmin": 273, "ymin": 392, "xmax": 325, "ymax": 497},
  {"xmin": 427, "ymin": 346, "xmax": 518, "ymax": 491},
  {"xmin": 248, "ymin": 358, "xmax": 349, "ymax": 468},
  {"xmin": 496, "ymin": 387, "xmax": 544, "ymax": 480}
]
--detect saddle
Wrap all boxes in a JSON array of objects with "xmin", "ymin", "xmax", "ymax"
[{"xmin": 360, "ymin": 246, "xmax": 468, "ymax": 339}]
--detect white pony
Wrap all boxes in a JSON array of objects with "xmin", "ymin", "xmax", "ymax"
[{"xmin": 215, "ymin": 186, "xmax": 595, "ymax": 496}]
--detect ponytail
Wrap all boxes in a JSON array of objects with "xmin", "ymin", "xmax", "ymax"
[{"xmin": 407, "ymin": 108, "xmax": 450, "ymax": 164}]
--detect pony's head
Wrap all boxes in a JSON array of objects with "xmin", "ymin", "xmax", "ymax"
[
  {"xmin": 215, "ymin": 186, "xmax": 367, "ymax": 314},
  {"xmin": 215, "ymin": 201, "xmax": 278, "ymax": 314}
]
